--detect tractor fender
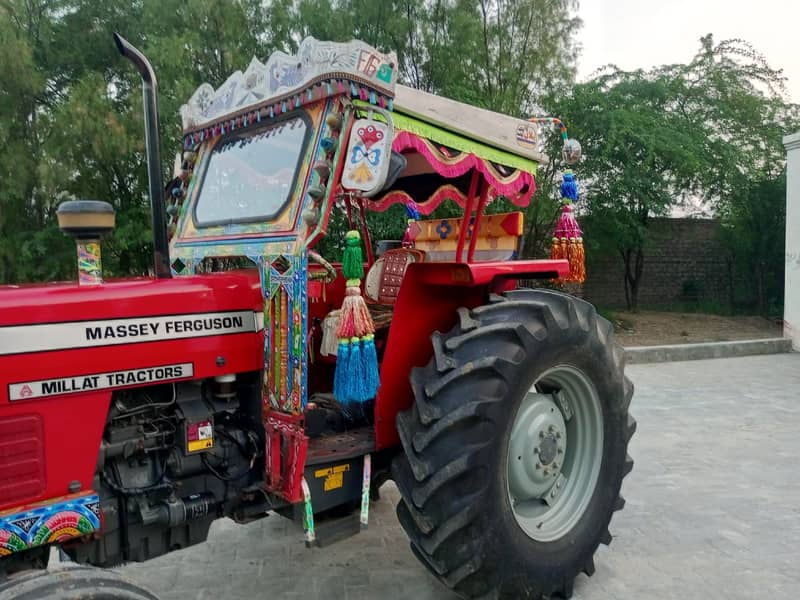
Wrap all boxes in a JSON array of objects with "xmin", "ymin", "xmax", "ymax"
[{"xmin": 374, "ymin": 259, "xmax": 567, "ymax": 449}]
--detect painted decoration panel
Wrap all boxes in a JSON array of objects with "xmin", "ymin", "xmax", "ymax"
[
  {"xmin": 341, "ymin": 119, "xmax": 392, "ymax": 196},
  {"xmin": 181, "ymin": 37, "xmax": 397, "ymax": 130},
  {"xmin": 0, "ymin": 493, "xmax": 101, "ymax": 556}
]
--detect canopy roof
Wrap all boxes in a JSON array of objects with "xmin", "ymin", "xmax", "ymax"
[{"xmin": 393, "ymin": 85, "xmax": 547, "ymax": 167}]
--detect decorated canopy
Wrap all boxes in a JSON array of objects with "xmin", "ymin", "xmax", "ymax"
[{"xmin": 368, "ymin": 85, "xmax": 544, "ymax": 215}]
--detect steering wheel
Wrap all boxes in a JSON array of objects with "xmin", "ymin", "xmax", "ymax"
[{"xmin": 308, "ymin": 250, "xmax": 338, "ymax": 283}]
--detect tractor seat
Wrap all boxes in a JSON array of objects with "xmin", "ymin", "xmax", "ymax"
[{"xmin": 365, "ymin": 248, "xmax": 425, "ymax": 329}]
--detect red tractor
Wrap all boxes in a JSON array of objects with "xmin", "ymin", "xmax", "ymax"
[{"xmin": 0, "ymin": 35, "xmax": 634, "ymax": 599}]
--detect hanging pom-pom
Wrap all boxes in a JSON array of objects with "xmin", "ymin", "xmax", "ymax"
[
  {"xmin": 361, "ymin": 334, "xmax": 380, "ymax": 394},
  {"xmin": 550, "ymin": 236, "xmax": 565, "ymax": 260},
  {"xmin": 560, "ymin": 171, "xmax": 579, "ymax": 202},
  {"xmin": 333, "ymin": 339, "xmax": 351, "ymax": 400},
  {"xmin": 551, "ymin": 171, "xmax": 586, "ymax": 283},
  {"xmin": 334, "ymin": 231, "xmax": 379, "ymax": 404},
  {"xmin": 568, "ymin": 238, "xmax": 586, "ymax": 283},
  {"xmin": 402, "ymin": 202, "xmax": 420, "ymax": 247},
  {"xmin": 342, "ymin": 230, "xmax": 364, "ymax": 280}
]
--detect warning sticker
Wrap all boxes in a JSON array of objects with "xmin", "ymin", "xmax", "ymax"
[
  {"xmin": 187, "ymin": 420, "xmax": 214, "ymax": 453},
  {"xmin": 8, "ymin": 363, "xmax": 194, "ymax": 401},
  {"xmin": 315, "ymin": 464, "xmax": 350, "ymax": 492}
]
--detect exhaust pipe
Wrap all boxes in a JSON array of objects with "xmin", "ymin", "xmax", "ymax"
[{"xmin": 113, "ymin": 32, "xmax": 171, "ymax": 279}]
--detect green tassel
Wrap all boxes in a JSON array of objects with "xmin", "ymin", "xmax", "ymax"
[{"xmin": 342, "ymin": 230, "xmax": 364, "ymax": 280}]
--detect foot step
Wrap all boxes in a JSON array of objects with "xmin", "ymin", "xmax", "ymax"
[{"xmin": 312, "ymin": 513, "xmax": 362, "ymax": 547}]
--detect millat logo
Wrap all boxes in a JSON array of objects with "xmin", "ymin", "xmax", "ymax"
[{"xmin": 19, "ymin": 385, "xmax": 33, "ymax": 398}]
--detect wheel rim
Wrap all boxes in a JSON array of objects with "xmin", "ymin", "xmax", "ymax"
[{"xmin": 506, "ymin": 365, "xmax": 604, "ymax": 542}]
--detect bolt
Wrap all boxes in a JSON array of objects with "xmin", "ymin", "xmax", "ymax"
[
  {"xmin": 534, "ymin": 447, "xmax": 540, "ymax": 454},
  {"xmin": 536, "ymin": 463, "xmax": 541, "ymax": 470},
  {"xmin": 548, "ymin": 425, "xmax": 555, "ymax": 432},
  {"xmin": 555, "ymin": 432, "xmax": 562, "ymax": 439},
  {"xmin": 556, "ymin": 482, "xmax": 562, "ymax": 489},
  {"xmin": 539, "ymin": 431, "xmax": 545, "ymax": 439},
  {"xmin": 552, "ymin": 463, "xmax": 559, "ymax": 470},
  {"xmin": 543, "ymin": 469, "xmax": 550, "ymax": 476},
  {"xmin": 558, "ymin": 448, "xmax": 564, "ymax": 454},
  {"xmin": 550, "ymin": 491, "xmax": 556, "ymax": 498}
]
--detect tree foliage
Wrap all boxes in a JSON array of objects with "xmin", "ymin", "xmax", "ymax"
[
  {"xmin": 0, "ymin": 0, "xmax": 579, "ymax": 283},
  {"xmin": 0, "ymin": 3, "xmax": 795, "ymax": 319},
  {"xmin": 545, "ymin": 35, "xmax": 798, "ymax": 311}
]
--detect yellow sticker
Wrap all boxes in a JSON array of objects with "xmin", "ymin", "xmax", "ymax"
[
  {"xmin": 315, "ymin": 464, "xmax": 350, "ymax": 492},
  {"xmin": 324, "ymin": 472, "xmax": 344, "ymax": 491},
  {"xmin": 188, "ymin": 439, "xmax": 213, "ymax": 453}
]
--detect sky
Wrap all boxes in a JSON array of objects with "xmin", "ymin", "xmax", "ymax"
[{"xmin": 577, "ymin": 0, "xmax": 800, "ymax": 102}]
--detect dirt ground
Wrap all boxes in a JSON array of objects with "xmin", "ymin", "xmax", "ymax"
[{"xmin": 609, "ymin": 310, "xmax": 783, "ymax": 346}]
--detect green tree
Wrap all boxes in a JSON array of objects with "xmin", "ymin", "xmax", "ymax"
[
  {"xmin": 546, "ymin": 36, "xmax": 797, "ymax": 311},
  {"xmin": 718, "ymin": 174, "xmax": 786, "ymax": 315}
]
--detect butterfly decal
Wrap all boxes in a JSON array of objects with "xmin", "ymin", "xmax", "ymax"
[{"xmin": 350, "ymin": 144, "xmax": 382, "ymax": 166}]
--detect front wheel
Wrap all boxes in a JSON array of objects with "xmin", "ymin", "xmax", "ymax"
[
  {"xmin": 0, "ymin": 566, "xmax": 158, "ymax": 600},
  {"xmin": 392, "ymin": 289, "xmax": 635, "ymax": 599}
]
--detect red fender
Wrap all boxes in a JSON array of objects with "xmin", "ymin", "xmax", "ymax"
[{"xmin": 374, "ymin": 259, "xmax": 567, "ymax": 449}]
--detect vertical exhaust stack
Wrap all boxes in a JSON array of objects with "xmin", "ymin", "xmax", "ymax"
[{"xmin": 113, "ymin": 33, "xmax": 171, "ymax": 279}]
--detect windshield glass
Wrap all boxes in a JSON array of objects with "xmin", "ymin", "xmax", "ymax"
[{"xmin": 194, "ymin": 115, "xmax": 309, "ymax": 226}]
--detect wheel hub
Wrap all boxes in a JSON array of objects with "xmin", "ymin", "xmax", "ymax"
[
  {"xmin": 506, "ymin": 365, "xmax": 604, "ymax": 543},
  {"xmin": 507, "ymin": 393, "xmax": 567, "ymax": 502},
  {"xmin": 538, "ymin": 432, "xmax": 559, "ymax": 465}
]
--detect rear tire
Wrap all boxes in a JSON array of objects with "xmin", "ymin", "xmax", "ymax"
[
  {"xmin": 0, "ymin": 566, "xmax": 158, "ymax": 600},
  {"xmin": 391, "ymin": 289, "xmax": 635, "ymax": 599}
]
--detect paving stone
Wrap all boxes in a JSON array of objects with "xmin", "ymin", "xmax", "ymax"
[{"xmin": 89, "ymin": 353, "xmax": 800, "ymax": 599}]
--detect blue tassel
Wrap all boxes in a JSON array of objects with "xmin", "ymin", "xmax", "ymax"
[
  {"xmin": 405, "ymin": 202, "xmax": 420, "ymax": 221},
  {"xmin": 560, "ymin": 172, "xmax": 579, "ymax": 202},
  {"xmin": 362, "ymin": 335, "xmax": 380, "ymax": 398},
  {"xmin": 369, "ymin": 91, "xmax": 377, "ymax": 104},
  {"xmin": 345, "ymin": 340, "xmax": 366, "ymax": 402},
  {"xmin": 333, "ymin": 339, "xmax": 350, "ymax": 401}
]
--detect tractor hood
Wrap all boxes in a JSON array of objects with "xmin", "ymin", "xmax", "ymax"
[{"xmin": 0, "ymin": 271, "xmax": 263, "ymax": 404}]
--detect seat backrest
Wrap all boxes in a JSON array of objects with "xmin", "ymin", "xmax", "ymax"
[
  {"xmin": 406, "ymin": 211, "xmax": 523, "ymax": 262},
  {"xmin": 365, "ymin": 248, "xmax": 426, "ymax": 304}
]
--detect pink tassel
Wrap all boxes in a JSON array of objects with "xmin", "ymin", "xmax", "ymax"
[
  {"xmin": 554, "ymin": 203, "xmax": 582, "ymax": 239},
  {"xmin": 336, "ymin": 286, "xmax": 375, "ymax": 338}
]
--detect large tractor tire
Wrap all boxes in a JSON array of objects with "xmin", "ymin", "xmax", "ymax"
[
  {"xmin": 0, "ymin": 566, "xmax": 158, "ymax": 600},
  {"xmin": 392, "ymin": 289, "xmax": 635, "ymax": 599}
]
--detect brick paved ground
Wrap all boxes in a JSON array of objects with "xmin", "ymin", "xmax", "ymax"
[{"xmin": 100, "ymin": 354, "xmax": 800, "ymax": 599}]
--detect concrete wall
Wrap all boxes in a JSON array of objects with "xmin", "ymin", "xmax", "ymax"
[{"xmin": 784, "ymin": 132, "xmax": 800, "ymax": 350}]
